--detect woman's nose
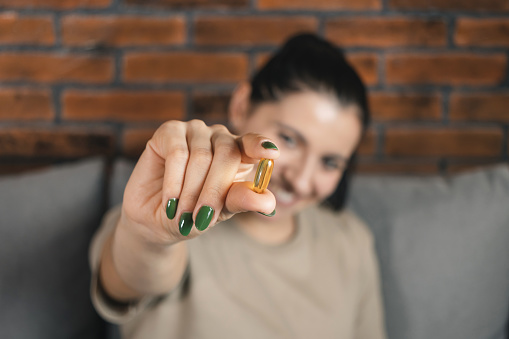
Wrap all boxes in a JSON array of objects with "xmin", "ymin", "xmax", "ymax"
[{"xmin": 286, "ymin": 156, "xmax": 315, "ymax": 197}]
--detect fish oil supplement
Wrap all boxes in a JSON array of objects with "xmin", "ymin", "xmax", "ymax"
[{"xmin": 252, "ymin": 158, "xmax": 274, "ymax": 193}]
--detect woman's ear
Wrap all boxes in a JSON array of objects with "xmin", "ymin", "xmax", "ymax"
[{"xmin": 228, "ymin": 82, "xmax": 251, "ymax": 133}]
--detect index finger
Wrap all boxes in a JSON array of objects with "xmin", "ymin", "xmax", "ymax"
[{"xmin": 234, "ymin": 133, "xmax": 280, "ymax": 164}]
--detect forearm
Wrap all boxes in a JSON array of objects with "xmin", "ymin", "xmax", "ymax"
[{"xmin": 99, "ymin": 215, "xmax": 188, "ymax": 302}]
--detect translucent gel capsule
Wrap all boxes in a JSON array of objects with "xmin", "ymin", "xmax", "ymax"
[{"xmin": 252, "ymin": 158, "xmax": 274, "ymax": 193}]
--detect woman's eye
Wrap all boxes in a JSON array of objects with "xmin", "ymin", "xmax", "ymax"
[
  {"xmin": 279, "ymin": 133, "xmax": 297, "ymax": 148},
  {"xmin": 322, "ymin": 158, "xmax": 344, "ymax": 171}
]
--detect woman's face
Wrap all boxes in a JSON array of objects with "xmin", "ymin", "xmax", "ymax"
[{"xmin": 234, "ymin": 89, "xmax": 363, "ymax": 219}]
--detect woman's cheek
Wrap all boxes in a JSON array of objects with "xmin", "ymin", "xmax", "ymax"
[{"xmin": 318, "ymin": 172, "xmax": 342, "ymax": 199}]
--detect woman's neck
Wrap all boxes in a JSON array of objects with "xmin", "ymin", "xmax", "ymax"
[{"xmin": 233, "ymin": 212, "xmax": 297, "ymax": 246}]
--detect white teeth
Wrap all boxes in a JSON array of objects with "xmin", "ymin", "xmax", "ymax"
[{"xmin": 277, "ymin": 189, "xmax": 294, "ymax": 204}]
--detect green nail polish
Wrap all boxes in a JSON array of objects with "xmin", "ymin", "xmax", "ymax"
[
  {"xmin": 195, "ymin": 205, "xmax": 214, "ymax": 231},
  {"xmin": 166, "ymin": 198, "xmax": 178, "ymax": 220},
  {"xmin": 262, "ymin": 141, "xmax": 278, "ymax": 150},
  {"xmin": 257, "ymin": 209, "xmax": 276, "ymax": 217},
  {"xmin": 179, "ymin": 212, "xmax": 193, "ymax": 236}
]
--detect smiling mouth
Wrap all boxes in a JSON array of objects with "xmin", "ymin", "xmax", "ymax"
[{"xmin": 273, "ymin": 186, "xmax": 297, "ymax": 206}]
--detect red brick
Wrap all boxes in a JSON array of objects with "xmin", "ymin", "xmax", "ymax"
[
  {"xmin": 62, "ymin": 90, "xmax": 185, "ymax": 122},
  {"xmin": 346, "ymin": 53, "xmax": 378, "ymax": 86},
  {"xmin": 326, "ymin": 17, "xmax": 446, "ymax": 47},
  {"xmin": 62, "ymin": 15, "xmax": 185, "ymax": 47},
  {"xmin": 0, "ymin": 0, "xmax": 111, "ymax": 9},
  {"xmin": 386, "ymin": 53, "xmax": 506, "ymax": 85},
  {"xmin": 455, "ymin": 18, "xmax": 509, "ymax": 47},
  {"xmin": 124, "ymin": 0, "xmax": 248, "ymax": 8},
  {"xmin": 450, "ymin": 93, "xmax": 509, "ymax": 122},
  {"xmin": 258, "ymin": 0, "xmax": 381, "ymax": 10},
  {"xmin": 370, "ymin": 93, "xmax": 442, "ymax": 121},
  {"xmin": 0, "ymin": 129, "xmax": 114, "ymax": 157},
  {"xmin": 385, "ymin": 128, "xmax": 503, "ymax": 157},
  {"xmin": 354, "ymin": 160, "xmax": 438, "ymax": 174},
  {"xmin": 191, "ymin": 93, "xmax": 230, "ymax": 123},
  {"xmin": 389, "ymin": 0, "xmax": 509, "ymax": 11},
  {"xmin": 123, "ymin": 128, "xmax": 156, "ymax": 157},
  {"xmin": 0, "ymin": 14, "xmax": 54, "ymax": 45},
  {"xmin": 0, "ymin": 53, "xmax": 113, "ymax": 84},
  {"xmin": 0, "ymin": 88, "xmax": 53, "ymax": 121},
  {"xmin": 357, "ymin": 129, "xmax": 376, "ymax": 156},
  {"xmin": 195, "ymin": 16, "xmax": 317, "ymax": 46},
  {"xmin": 124, "ymin": 52, "xmax": 248, "ymax": 83}
]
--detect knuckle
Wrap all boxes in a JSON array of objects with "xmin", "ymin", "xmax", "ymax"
[
  {"xmin": 192, "ymin": 146, "xmax": 213, "ymax": 159},
  {"xmin": 216, "ymin": 141, "xmax": 241, "ymax": 164},
  {"xmin": 203, "ymin": 185, "xmax": 225, "ymax": 201},
  {"xmin": 245, "ymin": 132, "xmax": 265, "ymax": 145},
  {"xmin": 191, "ymin": 147, "xmax": 213, "ymax": 168},
  {"xmin": 169, "ymin": 145, "xmax": 189, "ymax": 160},
  {"xmin": 220, "ymin": 150, "xmax": 241, "ymax": 168},
  {"xmin": 211, "ymin": 124, "xmax": 229, "ymax": 133},
  {"xmin": 189, "ymin": 119, "xmax": 207, "ymax": 129},
  {"xmin": 160, "ymin": 120, "xmax": 183, "ymax": 132},
  {"xmin": 155, "ymin": 121, "xmax": 185, "ymax": 142},
  {"xmin": 255, "ymin": 134, "xmax": 267, "ymax": 144},
  {"xmin": 145, "ymin": 137, "xmax": 157, "ymax": 151},
  {"xmin": 215, "ymin": 135, "xmax": 239, "ymax": 153}
]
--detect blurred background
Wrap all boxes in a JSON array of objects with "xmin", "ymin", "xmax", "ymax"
[{"xmin": 0, "ymin": 0, "xmax": 508, "ymax": 175}]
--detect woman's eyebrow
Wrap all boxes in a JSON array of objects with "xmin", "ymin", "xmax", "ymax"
[
  {"xmin": 324, "ymin": 154, "xmax": 348, "ymax": 164},
  {"xmin": 274, "ymin": 122, "xmax": 307, "ymax": 144},
  {"xmin": 275, "ymin": 122, "xmax": 350, "ymax": 162}
]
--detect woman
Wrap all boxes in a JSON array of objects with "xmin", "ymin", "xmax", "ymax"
[{"xmin": 90, "ymin": 33, "xmax": 386, "ymax": 339}]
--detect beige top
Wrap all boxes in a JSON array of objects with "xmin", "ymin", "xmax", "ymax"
[{"xmin": 90, "ymin": 205, "xmax": 386, "ymax": 339}]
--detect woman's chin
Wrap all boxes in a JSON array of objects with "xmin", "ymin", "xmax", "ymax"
[
  {"xmin": 273, "ymin": 200, "xmax": 310, "ymax": 219},
  {"xmin": 264, "ymin": 184, "xmax": 317, "ymax": 218}
]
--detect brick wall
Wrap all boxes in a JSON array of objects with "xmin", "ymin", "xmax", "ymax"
[{"xmin": 0, "ymin": 0, "xmax": 508, "ymax": 175}]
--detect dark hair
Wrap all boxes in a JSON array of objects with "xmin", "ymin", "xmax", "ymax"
[{"xmin": 249, "ymin": 33, "xmax": 370, "ymax": 211}]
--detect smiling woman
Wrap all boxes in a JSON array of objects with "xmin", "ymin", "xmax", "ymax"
[
  {"xmin": 230, "ymin": 89, "xmax": 362, "ymax": 222},
  {"xmin": 90, "ymin": 33, "xmax": 386, "ymax": 339}
]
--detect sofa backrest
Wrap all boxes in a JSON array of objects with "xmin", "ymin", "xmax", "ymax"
[
  {"xmin": 348, "ymin": 165, "xmax": 509, "ymax": 339},
  {"xmin": 0, "ymin": 158, "xmax": 108, "ymax": 339},
  {"xmin": 3, "ymin": 158, "xmax": 505, "ymax": 339},
  {"xmin": 110, "ymin": 159, "xmax": 509, "ymax": 339}
]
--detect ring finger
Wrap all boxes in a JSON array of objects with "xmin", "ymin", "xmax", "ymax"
[{"xmin": 174, "ymin": 123, "xmax": 214, "ymax": 237}]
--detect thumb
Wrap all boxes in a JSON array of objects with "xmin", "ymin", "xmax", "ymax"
[{"xmin": 219, "ymin": 181, "xmax": 276, "ymax": 221}]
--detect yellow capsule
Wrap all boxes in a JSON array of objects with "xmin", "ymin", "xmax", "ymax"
[{"xmin": 252, "ymin": 158, "xmax": 274, "ymax": 193}]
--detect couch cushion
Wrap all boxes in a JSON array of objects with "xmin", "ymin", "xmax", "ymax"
[
  {"xmin": 108, "ymin": 158, "xmax": 135, "ymax": 208},
  {"xmin": 348, "ymin": 164, "xmax": 509, "ymax": 339},
  {"xmin": 0, "ymin": 158, "xmax": 107, "ymax": 339},
  {"xmin": 109, "ymin": 159, "xmax": 509, "ymax": 338}
]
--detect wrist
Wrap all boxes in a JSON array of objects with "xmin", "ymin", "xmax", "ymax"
[{"xmin": 110, "ymin": 215, "xmax": 188, "ymax": 296}]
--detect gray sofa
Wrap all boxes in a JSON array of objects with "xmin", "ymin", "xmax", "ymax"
[{"xmin": 1, "ymin": 157, "xmax": 508, "ymax": 339}]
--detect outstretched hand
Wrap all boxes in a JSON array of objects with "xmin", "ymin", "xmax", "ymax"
[{"xmin": 121, "ymin": 119, "xmax": 280, "ymax": 246}]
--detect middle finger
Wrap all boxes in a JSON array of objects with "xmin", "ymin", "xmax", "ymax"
[{"xmin": 175, "ymin": 124, "xmax": 214, "ymax": 236}]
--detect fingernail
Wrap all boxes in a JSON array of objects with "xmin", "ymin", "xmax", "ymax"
[
  {"xmin": 166, "ymin": 198, "xmax": 178, "ymax": 220},
  {"xmin": 262, "ymin": 141, "xmax": 278, "ymax": 150},
  {"xmin": 257, "ymin": 209, "xmax": 276, "ymax": 217},
  {"xmin": 179, "ymin": 212, "xmax": 193, "ymax": 236},
  {"xmin": 195, "ymin": 205, "xmax": 214, "ymax": 231}
]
